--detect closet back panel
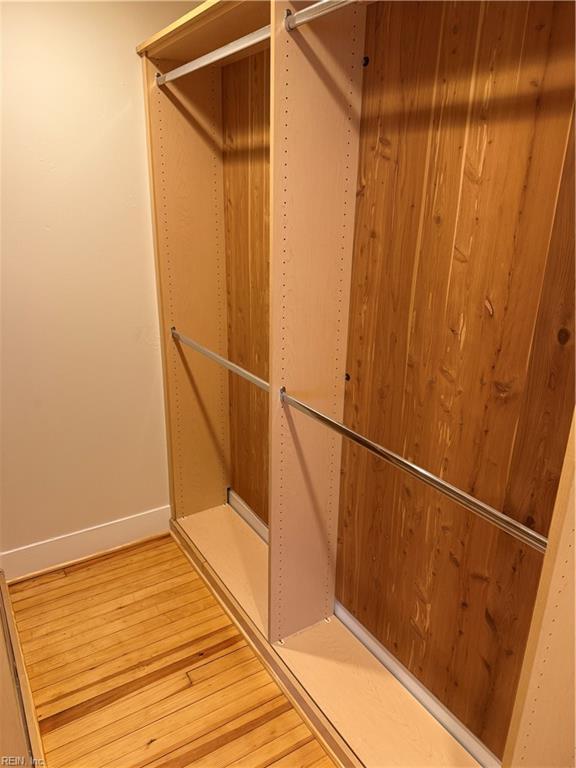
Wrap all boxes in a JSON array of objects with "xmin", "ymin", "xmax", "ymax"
[
  {"xmin": 222, "ymin": 50, "xmax": 271, "ymax": 524},
  {"xmin": 336, "ymin": 0, "xmax": 574, "ymax": 757},
  {"xmin": 145, "ymin": 58, "xmax": 231, "ymax": 517}
]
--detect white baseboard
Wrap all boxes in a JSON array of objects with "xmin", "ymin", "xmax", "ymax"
[{"xmin": 0, "ymin": 505, "xmax": 171, "ymax": 581}]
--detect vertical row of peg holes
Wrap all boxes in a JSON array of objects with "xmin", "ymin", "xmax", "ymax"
[
  {"xmin": 518, "ymin": 521, "xmax": 574, "ymax": 762},
  {"xmin": 210, "ymin": 69, "xmax": 228, "ymax": 491},
  {"xmin": 155, "ymin": 77, "xmax": 185, "ymax": 513},
  {"xmin": 276, "ymin": 8, "xmax": 291, "ymax": 641}
]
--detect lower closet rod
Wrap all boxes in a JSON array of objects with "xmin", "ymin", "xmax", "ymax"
[
  {"xmin": 280, "ymin": 388, "xmax": 548, "ymax": 554},
  {"xmin": 171, "ymin": 327, "xmax": 270, "ymax": 392},
  {"xmin": 170, "ymin": 326, "xmax": 545, "ymax": 552}
]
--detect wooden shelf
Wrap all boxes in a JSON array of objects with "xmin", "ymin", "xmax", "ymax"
[
  {"xmin": 177, "ymin": 506, "xmax": 479, "ymax": 768},
  {"xmin": 277, "ymin": 619, "xmax": 479, "ymax": 768},
  {"xmin": 178, "ymin": 505, "xmax": 268, "ymax": 635},
  {"xmin": 136, "ymin": 0, "xmax": 269, "ymax": 63}
]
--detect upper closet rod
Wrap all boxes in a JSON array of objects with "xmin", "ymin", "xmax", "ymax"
[
  {"xmin": 171, "ymin": 327, "xmax": 270, "ymax": 392},
  {"xmin": 156, "ymin": 0, "xmax": 356, "ymax": 87},
  {"xmin": 156, "ymin": 24, "xmax": 270, "ymax": 86},
  {"xmin": 280, "ymin": 388, "xmax": 548, "ymax": 554}
]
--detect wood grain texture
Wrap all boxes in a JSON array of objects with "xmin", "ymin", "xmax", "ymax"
[
  {"xmin": 503, "ymin": 115, "xmax": 575, "ymax": 531},
  {"xmin": 8, "ymin": 536, "xmax": 335, "ymax": 768},
  {"xmin": 337, "ymin": 1, "xmax": 575, "ymax": 756},
  {"xmin": 222, "ymin": 50, "xmax": 271, "ymax": 524}
]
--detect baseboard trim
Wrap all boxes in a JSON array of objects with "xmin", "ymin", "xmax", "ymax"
[{"xmin": 0, "ymin": 505, "xmax": 171, "ymax": 580}]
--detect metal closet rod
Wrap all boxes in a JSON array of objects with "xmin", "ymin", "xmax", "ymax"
[
  {"xmin": 156, "ymin": 25, "xmax": 270, "ymax": 86},
  {"xmin": 284, "ymin": 0, "xmax": 356, "ymax": 30},
  {"xmin": 171, "ymin": 328, "xmax": 270, "ymax": 392},
  {"xmin": 156, "ymin": 0, "xmax": 356, "ymax": 87},
  {"xmin": 170, "ymin": 327, "xmax": 547, "ymax": 553},
  {"xmin": 280, "ymin": 388, "xmax": 548, "ymax": 554}
]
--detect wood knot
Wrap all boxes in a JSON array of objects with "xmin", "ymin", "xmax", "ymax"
[
  {"xmin": 493, "ymin": 379, "xmax": 515, "ymax": 399},
  {"xmin": 557, "ymin": 327, "xmax": 571, "ymax": 345},
  {"xmin": 439, "ymin": 365, "xmax": 456, "ymax": 384},
  {"xmin": 484, "ymin": 609, "xmax": 497, "ymax": 633}
]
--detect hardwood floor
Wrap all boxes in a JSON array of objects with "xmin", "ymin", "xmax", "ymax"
[{"xmin": 8, "ymin": 536, "xmax": 335, "ymax": 768}]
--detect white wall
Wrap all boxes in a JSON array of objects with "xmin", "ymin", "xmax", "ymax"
[{"xmin": 0, "ymin": 2, "xmax": 189, "ymax": 575}]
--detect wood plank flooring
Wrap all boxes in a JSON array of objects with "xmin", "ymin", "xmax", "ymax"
[{"xmin": 8, "ymin": 536, "xmax": 335, "ymax": 768}]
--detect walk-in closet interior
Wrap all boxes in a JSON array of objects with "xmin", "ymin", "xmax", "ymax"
[{"xmin": 138, "ymin": 1, "xmax": 575, "ymax": 765}]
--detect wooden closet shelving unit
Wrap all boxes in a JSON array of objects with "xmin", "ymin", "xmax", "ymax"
[{"xmin": 138, "ymin": 2, "xmax": 575, "ymax": 766}]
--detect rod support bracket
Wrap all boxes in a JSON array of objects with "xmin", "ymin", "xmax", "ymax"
[{"xmin": 284, "ymin": 9, "xmax": 295, "ymax": 32}]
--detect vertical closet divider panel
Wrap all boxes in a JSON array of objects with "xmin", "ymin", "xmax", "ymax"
[
  {"xmin": 269, "ymin": 0, "xmax": 367, "ymax": 642},
  {"xmin": 503, "ymin": 415, "xmax": 575, "ymax": 767},
  {"xmin": 144, "ymin": 57, "xmax": 231, "ymax": 517},
  {"xmin": 337, "ymin": 0, "xmax": 575, "ymax": 757}
]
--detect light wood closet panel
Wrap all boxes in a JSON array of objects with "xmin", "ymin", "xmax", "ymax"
[
  {"xmin": 222, "ymin": 50, "xmax": 270, "ymax": 524},
  {"xmin": 336, "ymin": 1, "xmax": 574, "ymax": 757},
  {"xmin": 144, "ymin": 58, "xmax": 230, "ymax": 517},
  {"xmin": 269, "ymin": 0, "xmax": 366, "ymax": 641}
]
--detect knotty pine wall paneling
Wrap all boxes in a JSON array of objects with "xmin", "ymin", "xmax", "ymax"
[
  {"xmin": 337, "ymin": 1, "xmax": 575, "ymax": 757},
  {"xmin": 222, "ymin": 50, "xmax": 271, "ymax": 524},
  {"xmin": 503, "ymin": 116, "xmax": 575, "ymax": 533}
]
